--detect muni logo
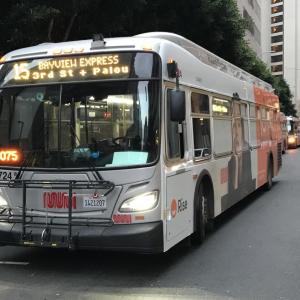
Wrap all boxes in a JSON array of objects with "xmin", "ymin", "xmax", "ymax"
[{"xmin": 43, "ymin": 192, "xmax": 77, "ymax": 209}]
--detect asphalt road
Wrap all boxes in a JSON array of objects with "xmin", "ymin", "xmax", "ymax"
[{"xmin": 0, "ymin": 150, "xmax": 300, "ymax": 300}]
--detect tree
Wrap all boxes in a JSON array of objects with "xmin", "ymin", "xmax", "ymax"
[
  {"xmin": 273, "ymin": 77, "xmax": 297, "ymax": 116},
  {"xmin": 0, "ymin": 0, "xmax": 296, "ymax": 115}
]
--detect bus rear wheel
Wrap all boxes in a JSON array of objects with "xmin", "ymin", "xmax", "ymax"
[{"xmin": 265, "ymin": 158, "xmax": 273, "ymax": 191}]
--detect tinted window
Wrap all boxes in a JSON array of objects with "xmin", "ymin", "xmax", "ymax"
[
  {"xmin": 193, "ymin": 118, "xmax": 211, "ymax": 158},
  {"xmin": 191, "ymin": 93, "xmax": 209, "ymax": 114}
]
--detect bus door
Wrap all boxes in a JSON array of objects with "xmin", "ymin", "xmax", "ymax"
[{"xmin": 165, "ymin": 87, "xmax": 194, "ymax": 242}]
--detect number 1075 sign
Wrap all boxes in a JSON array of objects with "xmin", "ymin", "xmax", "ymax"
[{"xmin": 0, "ymin": 148, "xmax": 23, "ymax": 165}]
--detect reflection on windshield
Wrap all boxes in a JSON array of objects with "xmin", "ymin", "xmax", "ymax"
[{"xmin": 0, "ymin": 81, "xmax": 159, "ymax": 168}]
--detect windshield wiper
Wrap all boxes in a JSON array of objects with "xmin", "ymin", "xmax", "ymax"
[{"xmin": 15, "ymin": 150, "xmax": 38, "ymax": 180}]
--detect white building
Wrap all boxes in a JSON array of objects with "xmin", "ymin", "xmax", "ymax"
[
  {"xmin": 280, "ymin": 0, "xmax": 300, "ymax": 113},
  {"xmin": 236, "ymin": 0, "xmax": 271, "ymax": 66},
  {"xmin": 270, "ymin": 0, "xmax": 284, "ymax": 77},
  {"xmin": 236, "ymin": 0, "xmax": 300, "ymax": 114}
]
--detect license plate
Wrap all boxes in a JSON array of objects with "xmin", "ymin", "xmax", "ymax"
[{"xmin": 83, "ymin": 195, "xmax": 107, "ymax": 209}]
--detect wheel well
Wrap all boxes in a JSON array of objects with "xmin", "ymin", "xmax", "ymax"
[{"xmin": 195, "ymin": 172, "xmax": 214, "ymax": 220}]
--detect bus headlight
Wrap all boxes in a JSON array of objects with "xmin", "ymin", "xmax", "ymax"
[
  {"xmin": 119, "ymin": 191, "xmax": 159, "ymax": 213},
  {"xmin": 288, "ymin": 136, "xmax": 296, "ymax": 145}
]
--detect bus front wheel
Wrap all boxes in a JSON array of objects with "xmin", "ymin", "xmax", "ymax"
[{"xmin": 191, "ymin": 184, "xmax": 208, "ymax": 245}]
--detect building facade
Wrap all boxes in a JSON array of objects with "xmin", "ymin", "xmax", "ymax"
[
  {"xmin": 236, "ymin": 0, "xmax": 271, "ymax": 66},
  {"xmin": 280, "ymin": 0, "xmax": 300, "ymax": 113},
  {"xmin": 270, "ymin": 0, "xmax": 284, "ymax": 77},
  {"xmin": 237, "ymin": 0, "xmax": 300, "ymax": 114},
  {"xmin": 270, "ymin": 0, "xmax": 300, "ymax": 113}
]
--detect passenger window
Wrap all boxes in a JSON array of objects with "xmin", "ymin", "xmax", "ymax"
[
  {"xmin": 213, "ymin": 98, "xmax": 231, "ymax": 116},
  {"xmin": 261, "ymin": 107, "xmax": 267, "ymax": 120},
  {"xmin": 191, "ymin": 92, "xmax": 211, "ymax": 159},
  {"xmin": 249, "ymin": 104, "xmax": 256, "ymax": 118},
  {"xmin": 193, "ymin": 118, "xmax": 211, "ymax": 158},
  {"xmin": 167, "ymin": 90, "xmax": 183, "ymax": 159},
  {"xmin": 233, "ymin": 103, "xmax": 249, "ymax": 152},
  {"xmin": 241, "ymin": 103, "xmax": 249, "ymax": 149},
  {"xmin": 191, "ymin": 93, "xmax": 209, "ymax": 114},
  {"xmin": 256, "ymin": 106, "xmax": 261, "ymax": 119},
  {"xmin": 213, "ymin": 97, "xmax": 232, "ymax": 155}
]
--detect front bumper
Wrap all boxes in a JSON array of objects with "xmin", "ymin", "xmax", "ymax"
[{"xmin": 0, "ymin": 221, "xmax": 164, "ymax": 253}]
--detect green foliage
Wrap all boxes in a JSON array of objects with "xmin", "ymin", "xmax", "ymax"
[
  {"xmin": 0, "ymin": 0, "xmax": 296, "ymax": 115},
  {"xmin": 273, "ymin": 77, "xmax": 297, "ymax": 116}
]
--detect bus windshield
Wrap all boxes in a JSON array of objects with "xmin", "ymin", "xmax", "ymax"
[{"xmin": 0, "ymin": 80, "xmax": 159, "ymax": 169}]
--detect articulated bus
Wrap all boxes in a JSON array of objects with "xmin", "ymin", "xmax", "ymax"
[
  {"xmin": 287, "ymin": 116, "xmax": 300, "ymax": 148},
  {"xmin": 0, "ymin": 32, "xmax": 281, "ymax": 253}
]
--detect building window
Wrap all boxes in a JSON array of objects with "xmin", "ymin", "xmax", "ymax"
[
  {"xmin": 271, "ymin": 35, "xmax": 283, "ymax": 43},
  {"xmin": 271, "ymin": 55, "xmax": 283, "ymax": 63},
  {"xmin": 272, "ymin": 65, "xmax": 283, "ymax": 72},
  {"xmin": 271, "ymin": 25, "xmax": 283, "ymax": 34},
  {"xmin": 271, "ymin": 5, "xmax": 283, "ymax": 14},
  {"xmin": 271, "ymin": 15, "xmax": 283, "ymax": 23},
  {"xmin": 272, "ymin": 44, "xmax": 283, "ymax": 52}
]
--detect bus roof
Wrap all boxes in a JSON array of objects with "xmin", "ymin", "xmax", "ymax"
[
  {"xmin": 136, "ymin": 32, "xmax": 273, "ymax": 92},
  {"xmin": 2, "ymin": 32, "xmax": 273, "ymax": 93}
]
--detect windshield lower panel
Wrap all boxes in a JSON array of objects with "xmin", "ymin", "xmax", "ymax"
[{"xmin": 0, "ymin": 80, "xmax": 159, "ymax": 169}]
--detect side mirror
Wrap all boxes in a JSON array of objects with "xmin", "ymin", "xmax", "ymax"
[{"xmin": 168, "ymin": 90, "xmax": 186, "ymax": 122}]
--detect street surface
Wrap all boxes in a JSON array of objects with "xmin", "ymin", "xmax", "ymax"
[{"xmin": 0, "ymin": 150, "xmax": 300, "ymax": 300}]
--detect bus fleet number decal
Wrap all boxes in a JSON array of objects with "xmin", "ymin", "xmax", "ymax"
[{"xmin": 0, "ymin": 171, "xmax": 18, "ymax": 181}]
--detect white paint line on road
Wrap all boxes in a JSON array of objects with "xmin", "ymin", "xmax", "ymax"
[{"xmin": 0, "ymin": 261, "xmax": 29, "ymax": 266}]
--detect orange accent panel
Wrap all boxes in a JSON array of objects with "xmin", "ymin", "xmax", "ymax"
[{"xmin": 254, "ymin": 86, "xmax": 280, "ymax": 188}]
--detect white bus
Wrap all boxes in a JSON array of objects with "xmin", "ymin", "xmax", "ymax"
[{"xmin": 0, "ymin": 32, "xmax": 282, "ymax": 252}]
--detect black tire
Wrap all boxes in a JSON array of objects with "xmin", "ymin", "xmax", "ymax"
[
  {"xmin": 191, "ymin": 184, "xmax": 208, "ymax": 245},
  {"xmin": 265, "ymin": 158, "xmax": 273, "ymax": 191}
]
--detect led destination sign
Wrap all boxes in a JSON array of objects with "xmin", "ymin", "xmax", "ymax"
[
  {"xmin": 9, "ymin": 54, "xmax": 130, "ymax": 86},
  {"xmin": 0, "ymin": 52, "xmax": 160, "ymax": 87},
  {"xmin": 16, "ymin": 54, "xmax": 128, "ymax": 79},
  {"xmin": 0, "ymin": 52, "xmax": 160, "ymax": 88}
]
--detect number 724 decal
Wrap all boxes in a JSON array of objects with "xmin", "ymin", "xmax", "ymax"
[{"xmin": 0, "ymin": 171, "xmax": 18, "ymax": 181}]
